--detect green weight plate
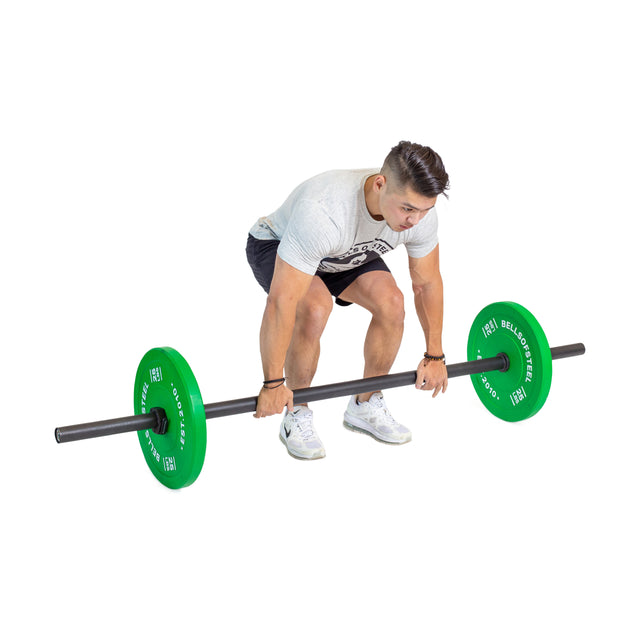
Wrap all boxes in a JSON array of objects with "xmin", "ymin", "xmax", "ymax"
[
  {"xmin": 467, "ymin": 302, "xmax": 552, "ymax": 422},
  {"xmin": 134, "ymin": 347, "xmax": 206, "ymax": 489}
]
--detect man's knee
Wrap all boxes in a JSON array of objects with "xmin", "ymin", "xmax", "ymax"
[
  {"xmin": 371, "ymin": 286, "xmax": 405, "ymax": 325},
  {"xmin": 295, "ymin": 291, "xmax": 333, "ymax": 337}
]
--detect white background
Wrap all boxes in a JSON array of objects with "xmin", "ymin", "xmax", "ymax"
[{"xmin": 1, "ymin": 1, "xmax": 638, "ymax": 638}]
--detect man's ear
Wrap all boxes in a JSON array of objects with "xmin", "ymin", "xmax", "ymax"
[{"xmin": 373, "ymin": 173, "xmax": 387, "ymax": 193}]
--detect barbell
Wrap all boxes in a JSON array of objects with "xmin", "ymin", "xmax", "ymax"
[{"xmin": 55, "ymin": 301, "xmax": 585, "ymax": 489}]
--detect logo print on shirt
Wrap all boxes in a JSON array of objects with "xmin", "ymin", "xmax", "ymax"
[{"xmin": 319, "ymin": 239, "xmax": 393, "ymax": 273}]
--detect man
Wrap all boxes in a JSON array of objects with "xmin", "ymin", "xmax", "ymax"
[{"xmin": 246, "ymin": 141, "xmax": 449, "ymax": 459}]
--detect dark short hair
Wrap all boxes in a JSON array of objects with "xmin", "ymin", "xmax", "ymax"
[{"xmin": 381, "ymin": 141, "xmax": 450, "ymax": 198}]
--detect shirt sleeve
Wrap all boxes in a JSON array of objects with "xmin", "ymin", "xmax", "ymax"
[
  {"xmin": 405, "ymin": 209, "xmax": 439, "ymax": 258},
  {"xmin": 276, "ymin": 200, "xmax": 341, "ymax": 275}
]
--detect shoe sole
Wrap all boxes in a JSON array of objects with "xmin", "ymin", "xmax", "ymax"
[
  {"xmin": 279, "ymin": 434, "xmax": 325, "ymax": 460},
  {"xmin": 342, "ymin": 419, "xmax": 412, "ymax": 445}
]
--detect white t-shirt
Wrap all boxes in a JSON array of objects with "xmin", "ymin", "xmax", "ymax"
[{"xmin": 249, "ymin": 168, "xmax": 439, "ymax": 275}]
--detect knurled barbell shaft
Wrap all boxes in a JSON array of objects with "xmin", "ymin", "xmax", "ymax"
[{"xmin": 54, "ymin": 343, "xmax": 585, "ymax": 444}]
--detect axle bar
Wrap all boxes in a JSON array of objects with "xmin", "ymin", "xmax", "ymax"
[{"xmin": 55, "ymin": 343, "xmax": 585, "ymax": 444}]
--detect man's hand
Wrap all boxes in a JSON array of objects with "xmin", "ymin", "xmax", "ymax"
[
  {"xmin": 253, "ymin": 384, "xmax": 294, "ymax": 418},
  {"xmin": 415, "ymin": 359, "xmax": 448, "ymax": 397}
]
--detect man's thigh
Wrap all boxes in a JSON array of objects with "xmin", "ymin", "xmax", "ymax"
[
  {"xmin": 318, "ymin": 257, "xmax": 391, "ymax": 307},
  {"xmin": 337, "ymin": 269, "xmax": 404, "ymax": 313}
]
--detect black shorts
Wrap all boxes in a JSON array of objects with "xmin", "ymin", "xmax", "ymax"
[{"xmin": 245, "ymin": 234, "xmax": 391, "ymax": 307}]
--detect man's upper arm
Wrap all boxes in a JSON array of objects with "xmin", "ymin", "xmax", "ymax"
[
  {"xmin": 268, "ymin": 254, "xmax": 314, "ymax": 304},
  {"xmin": 408, "ymin": 244, "xmax": 441, "ymax": 288}
]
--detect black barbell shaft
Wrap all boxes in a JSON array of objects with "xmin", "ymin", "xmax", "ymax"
[
  {"xmin": 54, "ymin": 343, "xmax": 585, "ymax": 443},
  {"xmin": 204, "ymin": 354, "xmax": 512, "ymax": 418},
  {"xmin": 55, "ymin": 354, "xmax": 507, "ymax": 441},
  {"xmin": 548, "ymin": 343, "xmax": 586, "ymax": 360},
  {"xmin": 55, "ymin": 413, "xmax": 157, "ymax": 443}
]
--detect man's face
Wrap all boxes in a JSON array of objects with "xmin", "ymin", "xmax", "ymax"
[{"xmin": 378, "ymin": 179, "xmax": 438, "ymax": 232}]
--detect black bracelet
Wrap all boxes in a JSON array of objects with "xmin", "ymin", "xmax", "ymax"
[
  {"xmin": 424, "ymin": 352, "xmax": 446, "ymax": 363},
  {"xmin": 263, "ymin": 377, "xmax": 286, "ymax": 389}
]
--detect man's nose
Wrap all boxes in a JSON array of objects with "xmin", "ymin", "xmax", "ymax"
[{"xmin": 407, "ymin": 213, "xmax": 419, "ymax": 226}]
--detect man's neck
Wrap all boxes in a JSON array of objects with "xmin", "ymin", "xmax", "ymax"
[{"xmin": 364, "ymin": 174, "xmax": 384, "ymax": 221}]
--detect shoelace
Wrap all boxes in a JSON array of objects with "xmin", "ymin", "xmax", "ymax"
[
  {"xmin": 292, "ymin": 412, "xmax": 316, "ymax": 441},
  {"xmin": 367, "ymin": 395, "xmax": 400, "ymax": 425}
]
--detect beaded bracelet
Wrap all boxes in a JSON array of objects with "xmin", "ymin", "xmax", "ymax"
[{"xmin": 423, "ymin": 352, "xmax": 446, "ymax": 363}]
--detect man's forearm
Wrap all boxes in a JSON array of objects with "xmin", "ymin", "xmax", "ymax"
[
  {"xmin": 259, "ymin": 296, "xmax": 297, "ymax": 380},
  {"xmin": 413, "ymin": 276, "xmax": 444, "ymax": 354}
]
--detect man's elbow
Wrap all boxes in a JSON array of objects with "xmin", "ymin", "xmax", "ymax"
[
  {"xmin": 265, "ymin": 287, "xmax": 300, "ymax": 314},
  {"xmin": 411, "ymin": 274, "xmax": 442, "ymax": 297}
]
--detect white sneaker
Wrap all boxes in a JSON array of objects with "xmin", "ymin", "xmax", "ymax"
[
  {"xmin": 279, "ymin": 406, "xmax": 326, "ymax": 460},
  {"xmin": 343, "ymin": 392, "xmax": 412, "ymax": 444}
]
